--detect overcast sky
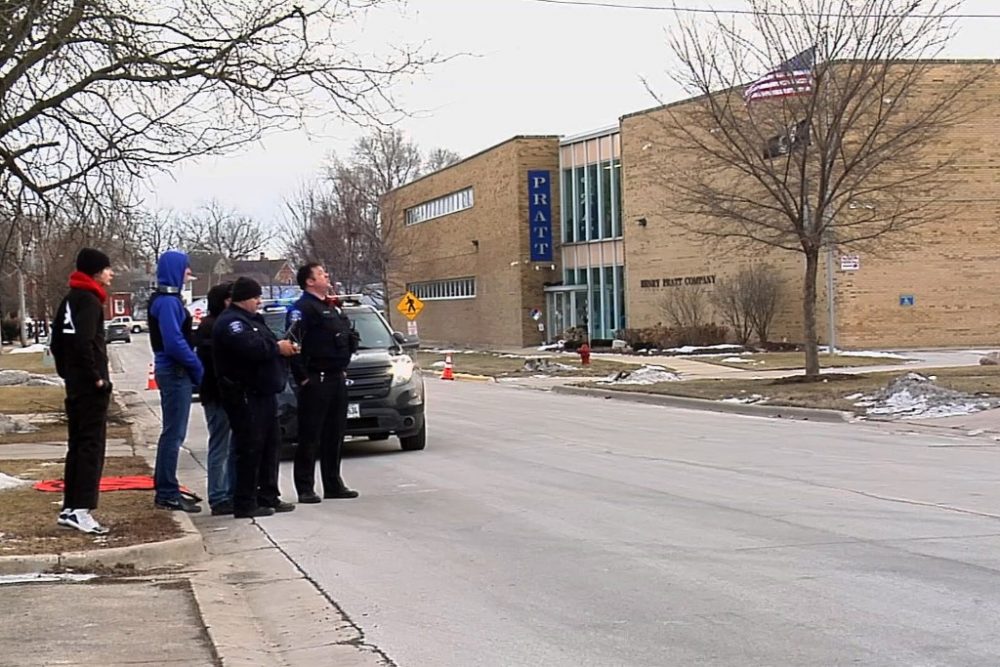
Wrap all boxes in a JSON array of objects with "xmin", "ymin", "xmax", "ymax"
[{"xmin": 142, "ymin": 0, "xmax": 1000, "ymax": 238}]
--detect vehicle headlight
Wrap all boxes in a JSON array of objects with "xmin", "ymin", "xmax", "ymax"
[{"xmin": 390, "ymin": 355, "xmax": 415, "ymax": 386}]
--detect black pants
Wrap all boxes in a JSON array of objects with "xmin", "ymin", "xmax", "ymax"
[
  {"xmin": 64, "ymin": 384, "xmax": 110, "ymax": 510},
  {"xmin": 294, "ymin": 370, "xmax": 348, "ymax": 495},
  {"xmin": 223, "ymin": 393, "xmax": 281, "ymax": 515}
]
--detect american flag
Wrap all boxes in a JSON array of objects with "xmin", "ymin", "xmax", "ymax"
[{"xmin": 743, "ymin": 47, "xmax": 816, "ymax": 103}]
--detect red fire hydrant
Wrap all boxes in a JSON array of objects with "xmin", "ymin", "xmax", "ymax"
[{"xmin": 578, "ymin": 342, "xmax": 591, "ymax": 366}]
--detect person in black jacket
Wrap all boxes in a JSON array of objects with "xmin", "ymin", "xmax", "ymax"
[
  {"xmin": 286, "ymin": 263, "xmax": 360, "ymax": 504},
  {"xmin": 194, "ymin": 282, "xmax": 234, "ymax": 516},
  {"xmin": 49, "ymin": 248, "xmax": 115, "ymax": 535},
  {"xmin": 212, "ymin": 277, "xmax": 298, "ymax": 518}
]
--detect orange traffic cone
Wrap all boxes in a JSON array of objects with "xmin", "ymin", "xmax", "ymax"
[
  {"xmin": 441, "ymin": 353, "xmax": 455, "ymax": 381},
  {"xmin": 146, "ymin": 363, "xmax": 158, "ymax": 391}
]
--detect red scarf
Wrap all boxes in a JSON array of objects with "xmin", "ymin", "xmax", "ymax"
[{"xmin": 68, "ymin": 271, "xmax": 108, "ymax": 304}]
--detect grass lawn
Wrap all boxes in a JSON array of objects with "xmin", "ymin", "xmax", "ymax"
[
  {"xmin": 0, "ymin": 423, "xmax": 131, "ymax": 446},
  {"xmin": 414, "ymin": 350, "xmax": 641, "ymax": 378},
  {"xmin": 588, "ymin": 365, "xmax": 1000, "ymax": 414},
  {"xmin": 696, "ymin": 351, "xmax": 911, "ymax": 371},
  {"xmin": 0, "ymin": 386, "xmax": 65, "ymax": 413},
  {"xmin": 0, "ymin": 456, "xmax": 181, "ymax": 556},
  {"xmin": 0, "ymin": 351, "xmax": 49, "ymax": 374}
]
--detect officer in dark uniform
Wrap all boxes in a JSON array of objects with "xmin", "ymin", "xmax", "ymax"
[
  {"xmin": 286, "ymin": 263, "xmax": 360, "ymax": 504},
  {"xmin": 212, "ymin": 277, "xmax": 298, "ymax": 518}
]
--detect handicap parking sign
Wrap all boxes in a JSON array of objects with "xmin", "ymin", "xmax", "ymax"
[{"xmin": 899, "ymin": 295, "xmax": 915, "ymax": 307}]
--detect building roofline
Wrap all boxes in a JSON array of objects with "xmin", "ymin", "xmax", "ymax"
[
  {"xmin": 621, "ymin": 58, "xmax": 1000, "ymax": 122},
  {"xmin": 560, "ymin": 124, "xmax": 620, "ymax": 145},
  {"xmin": 385, "ymin": 134, "xmax": 561, "ymax": 196}
]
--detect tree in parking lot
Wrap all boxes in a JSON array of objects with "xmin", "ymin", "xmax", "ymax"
[{"xmin": 649, "ymin": 0, "xmax": 982, "ymax": 376}]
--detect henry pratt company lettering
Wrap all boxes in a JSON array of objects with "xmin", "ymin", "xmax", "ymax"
[
  {"xmin": 528, "ymin": 170, "xmax": 553, "ymax": 262},
  {"xmin": 640, "ymin": 274, "xmax": 716, "ymax": 288}
]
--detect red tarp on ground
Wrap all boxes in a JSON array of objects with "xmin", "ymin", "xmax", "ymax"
[{"xmin": 34, "ymin": 476, "xmax": 195, "ymax": 496}]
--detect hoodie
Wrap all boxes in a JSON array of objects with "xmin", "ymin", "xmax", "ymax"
[{"xmin": 148, "ymin": 250, "xmax": 204, "ymax": 384}]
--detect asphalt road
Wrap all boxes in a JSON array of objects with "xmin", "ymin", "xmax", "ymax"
[{"xmin": 117, "ymin": 339, "xmax": 1000, "ymax": 666}]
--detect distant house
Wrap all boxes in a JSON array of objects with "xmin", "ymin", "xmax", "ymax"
[{"xmin": 187, "ymin": 253, "xmax": 232, "ymax": 294}]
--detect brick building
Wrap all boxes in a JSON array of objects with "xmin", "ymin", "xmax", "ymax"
[
  {"xmin": 389, "ymin": 60, "xmax": 1000, "ymax": 350},
  {"xmin": 384, "ymin": 136, "xmax": 561, "ymax": 347}
]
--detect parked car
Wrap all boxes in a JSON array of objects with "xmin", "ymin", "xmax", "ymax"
[
  {"xmin": 107, "ymin": 316, "xmax": 146, "ymax": 334},
  {"xmin": 259, "ymin": 298, "xmax": 426, "ymax": 452},
  {"xmin": 104, "ymin": 322, "xmax": 131, "ymax": 344}
]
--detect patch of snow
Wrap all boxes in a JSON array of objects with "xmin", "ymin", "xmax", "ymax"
[
  {"xmin": 664, "ymin": 344, "xmax": 745, "ymax": 355},
  {"xmin": 721, "ymin": 394, "xmax": 765, "ymax": 404},
  {"xmin": 0, "ymin": 573, "xmax": 98, "ymax": 585},
  {"xmin": 844, "ymin": 393, "xmax": 865, "ymax": 401},
  {"xmin": 858, "ymin": 372, "xmax": 998, "ymax": 420},
  {"xmin": 0, "ymin": 472, "xmax": 31, "ymax": 491},
  {"xmin": 7, "ymin": 344, "xmax": 46, "ymax": 354},
  {"xmin": 817, "ymin": 347, "xmax": 911, "ymax": 360},
  {"xmin": 537, "ymin": 342, "xmax": 564, "ymax": 351},
  {"xmin": 431, "ymin": 361, "xmax": 446, "ymax": 368},
  {"xmin": 597, "ymin": 365, "xmax": 680, "ymax": 385},
  {"xmin": 720, "ymin": 357, "xmax": 753, "ymax": 363}
]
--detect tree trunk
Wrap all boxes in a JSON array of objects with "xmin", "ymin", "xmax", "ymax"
[{"xmin": 802, "ymin": 248, "xmax": 821, "ymax": 377}]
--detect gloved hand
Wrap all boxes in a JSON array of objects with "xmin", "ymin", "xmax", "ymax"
[{"xmin": 348, "ymin": 328, "xmax": 361, "ymax": 354}]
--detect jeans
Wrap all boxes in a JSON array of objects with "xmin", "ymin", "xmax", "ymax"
[
  {"xmin": 203, "ymin": 401, "xmax": 233, "ymax": 507},
  {"xmin": 153, "ymin": 365, "xmax": 194, "ymax": 503}
]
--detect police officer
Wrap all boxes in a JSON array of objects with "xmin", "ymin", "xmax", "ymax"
[
  {"xmin": 213, "ymin": 277, "xmax": 298, "ymax": 518},
  {"xmin": 286, "ymin": 263, "xmax": 360, "ymax": 503}
]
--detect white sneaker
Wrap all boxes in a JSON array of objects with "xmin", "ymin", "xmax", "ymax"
[{"xmin": 57, "ymin": 509, "xmax": 109, "ymax": 535}]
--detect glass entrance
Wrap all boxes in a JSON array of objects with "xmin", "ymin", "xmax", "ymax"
[{"xmin": 545, "ymin": 286, "xmax": 588, "ymax": 342}]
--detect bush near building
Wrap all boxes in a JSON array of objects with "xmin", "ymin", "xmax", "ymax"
[{"xmin": 616, "ymin": 324, "xmax": 729, "ymax": 351}]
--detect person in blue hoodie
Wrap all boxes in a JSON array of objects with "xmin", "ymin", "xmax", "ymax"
[{"xmin": 149, "ymin": 250, "xmax": 204, "ymax": 513}]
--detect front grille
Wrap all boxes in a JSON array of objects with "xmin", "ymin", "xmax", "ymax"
[{"xmin": 347, "ymin": 364, "xmax": 392, "ymax": 400}]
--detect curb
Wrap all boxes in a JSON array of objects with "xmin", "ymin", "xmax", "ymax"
[
  {"xmin": 551, "ymin": 385, "xmax": 851, "ymax": 423},
  {"xmin": 0, "ymin": 510, "xmax": 205, "ymax": 575},
  {"xmin": 434, "ymin": 371, "xmax": 496, "ymax": 383}
]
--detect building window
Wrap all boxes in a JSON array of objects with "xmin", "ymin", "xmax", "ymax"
[
  {"xmin": 405, "ymin": 187, "xmax": 474, "ymax": 226},
  {"xmin": 407, "ymin": 277, "xmax": 476, "ymax": 301}
]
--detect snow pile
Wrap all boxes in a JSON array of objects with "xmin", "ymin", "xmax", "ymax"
[
  {"xmin": 664, "ymin": 344, "xmax": 745, "ymax": 356},
  {"xmin": 856, "ymin": 372, "xmax": 998, "ymax": 419},
  {"xmin": 522, "ymin": 358, "xmax": 577, "ymax": 373},
  {"xmin": 0, "ymin": 473, "xmax": 30, "ymax": 491},
  {"xmin": 597, "ymin": 365, "xmax": 680, "ymax": 385},
  {"xmin": 7, "ymin": 344, "xmax": 47, "ymax": 355},
  {"xmin": 721, "ymin": 394, "xmax": 765, "ymax": 404},
  {"xmin": 0, "ymin": 370, "xmax": 61, "ymax": 387},
  {"xmin": 0, "ymin": 415, "xmax": 38, "ymax": 435}
]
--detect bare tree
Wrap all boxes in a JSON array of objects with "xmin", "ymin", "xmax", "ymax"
[
  {"xmin": 424, "ymin": 148, "xmax": 462, "ymax": 173},
  {"xmin": 179, "ymin": 201, "xmax": 270, "ymax": 261},
  {"xmin": 129, "ymin": 211, "xmax": 181, "ymax": 268},
  {"xmin": 660, "ymin": 287, "xmax": 709, "ymax": 329},
  {"xmin": 0, "ymin": 0, "xmax": 437, "ymax": 212},
  {"xmin": 649, "ymin": 0, "xmax": 980, "ymax": 376},
  {"xmin": 283, "ymin": 129, "xmax": 437, "ymax": 310},
  {"xmin": 712, "ymin": 264, "xmax": 783, "ymax": 346}
]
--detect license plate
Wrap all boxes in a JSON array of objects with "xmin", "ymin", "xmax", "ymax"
[{"xmin": 347, "ymin": 403, "xmax": 360, "ymax": 419}]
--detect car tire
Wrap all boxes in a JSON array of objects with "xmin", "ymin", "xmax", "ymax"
[
  {"xmin": 125, "ymin": 337, "xmax": 131, "ymax": 344},
  {"xmin": 368, "ymin": 433, "xmax": 391, "ymax": 441},
  {"xmin": 399, "ymin": 423, "xmax": 426, "ymax": 451},
  {"xmin": 132, "ymin": 326, "xmax": 141, "ymax": 333}
]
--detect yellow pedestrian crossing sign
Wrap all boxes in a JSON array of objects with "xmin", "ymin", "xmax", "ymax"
[{"xmin": 397, "ymin": 291, "xmax": 424, "ymax": 321}]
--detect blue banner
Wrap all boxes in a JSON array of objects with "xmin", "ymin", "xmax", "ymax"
[{"xmin": 528, "ymin": 170, "xmax": 553, "ymax": 262}]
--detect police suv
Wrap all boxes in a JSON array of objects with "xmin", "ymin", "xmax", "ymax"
[{"xmin": 260, "ymin": 296, "xmax": 426, "ymax": 451}]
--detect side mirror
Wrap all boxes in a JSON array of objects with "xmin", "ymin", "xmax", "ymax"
[{"xmin": 392, "ymin": 331, "xmax": 420, "ymax": 350}]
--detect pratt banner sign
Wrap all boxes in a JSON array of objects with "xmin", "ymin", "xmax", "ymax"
[
  {"xmin": 639, "ymin": 274, "xmax": 716, "ymax": 289},
  {"xmin": 527, "ymin": 170, "xmax": 553, "ymax": 262}
]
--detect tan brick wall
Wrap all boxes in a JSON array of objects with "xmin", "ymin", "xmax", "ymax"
[
  {"xmin": 384, "ymin": 137, "xmax": 560, "ymax": 348},
  {"xmin": 621, "ymin": 62, "xmax": 1000, "ymax": 349}
]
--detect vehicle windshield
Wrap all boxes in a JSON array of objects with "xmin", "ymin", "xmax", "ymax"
[{"xmin": 260, "ymin": 307, "xmax": 395, "ymax": 350}]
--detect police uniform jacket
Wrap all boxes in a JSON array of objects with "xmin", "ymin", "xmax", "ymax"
[
  {"xmin": 286, "ymin": 292, "xmax": 356, "ymax": 384},
  {"xmin": 212, "ymin": 305, "xmax": 287, "ymax": 396}
]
